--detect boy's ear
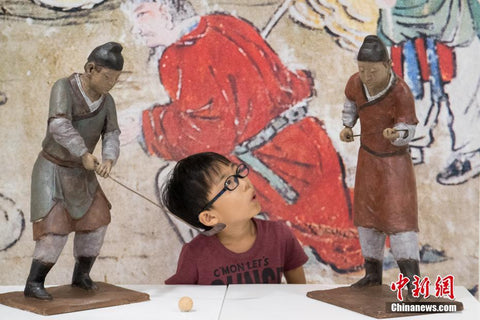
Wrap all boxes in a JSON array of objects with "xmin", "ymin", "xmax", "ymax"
[{"xmin": 198, "ymin": 210, "xmax": 219, "ymax": 227}]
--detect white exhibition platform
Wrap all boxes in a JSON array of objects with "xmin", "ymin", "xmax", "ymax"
[{"xmin": 0, "ymin": 284, "xmax": 478, "ymax": 319}]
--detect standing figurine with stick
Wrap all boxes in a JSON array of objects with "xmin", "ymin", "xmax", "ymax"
[
  {"xmin": 24, "ymin": 42, "xmax": 123, "ymax": 300},
  {"xmin": 339, "ymin": 35, "xmax": 420, "ymax": 298}
]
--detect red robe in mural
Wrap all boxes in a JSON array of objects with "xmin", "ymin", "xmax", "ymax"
[{"xmin": 142, "ymin": 14, "xmax": 362, "ymax": 271}]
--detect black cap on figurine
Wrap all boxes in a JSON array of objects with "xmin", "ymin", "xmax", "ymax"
[
  {"xmin": 357, "ymin": 35, "xmax": 389, "ymax": 62},
  {"xmin": 87, "ymin": 42, "xmax": 124, "ymax": 71}
]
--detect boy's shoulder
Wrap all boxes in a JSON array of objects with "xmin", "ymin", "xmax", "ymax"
[
  {"xmin": 183, "ymin": 218, "xmax": 294, "ymax": 249},
  {"xmin": 184, "ymin": 232, "xmax": 218, "ymax": 251},
  {"xmin": 254, "ymin": 218, "xmax": 292, "ymax": 238}
]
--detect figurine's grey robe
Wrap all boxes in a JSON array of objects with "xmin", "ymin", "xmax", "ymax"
[{"xmin": 30, "ymin": 74, "xmax": 120, "ymax": 228}]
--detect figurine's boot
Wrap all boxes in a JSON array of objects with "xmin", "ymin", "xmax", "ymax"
[
  {"xmin": 24, "ymin": 259, "xmax": 54, "ymax": 300},
  {"xmin": 397, "ymin": 259, "xmax": 420, "ymax": 301},
  {"xmin": 351, "ymin": 258, "xmax": 383, "ymax": 287},
  {"xmin": 72, "ymin": 256, "xmax": 98, "ymax": 290}
]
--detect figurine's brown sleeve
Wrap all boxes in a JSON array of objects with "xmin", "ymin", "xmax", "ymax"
[{"xmin": 344, "ymin": 73, "xmax": 361, "ymax": 102}]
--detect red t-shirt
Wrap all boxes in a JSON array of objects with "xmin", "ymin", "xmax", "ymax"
[{"xmin": 165, "ymin": 218, "xmax": 308, "ymax": 285}]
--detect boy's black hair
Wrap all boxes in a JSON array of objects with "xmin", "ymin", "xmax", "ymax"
[
  {"xmin": 161, "ymin": 152, "xmax": 231, "ymax": 230},
  {"xmin": 357, "ymin": 35, "xmax": 389, "ymax": 62},
  {"xmin": 87, "ymin": 42, "xmax": 124, "ymax": 71}
]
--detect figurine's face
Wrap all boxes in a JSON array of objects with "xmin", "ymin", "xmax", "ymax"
[
  {"xmin": 89, "ymin": 67, "xmax": 121, "ymax": 95},
  {"xmin": 357, "ymin": 61, "xmax": 391, "ymax": 95},
  {"xmin": 202, "ymin": 163, "xmax": 261, "ymax": 227},
  {"xmin": 133, "ymin": 2, "xmax": 174, "ymax": 48}
]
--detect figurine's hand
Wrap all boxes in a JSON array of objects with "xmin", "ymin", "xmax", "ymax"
[
  {"xmin": 96, "ymin": 160, "xmax": 113, "ymax": 178},
  {"xmin": 383, "ymin": 128, "xmax": 400, "ymax": 141},
  {"xmin": 340, "ymin": 127, "xmax": 354, "ymax": 142},
  {"xmin": 82, "ymin": 152, "xmax": 99, "ymax": 171}
]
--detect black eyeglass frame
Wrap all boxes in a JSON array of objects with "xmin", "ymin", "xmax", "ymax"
[{"xmin": 198, "ymin": 163, "xmax": 249, "ymax": 214}]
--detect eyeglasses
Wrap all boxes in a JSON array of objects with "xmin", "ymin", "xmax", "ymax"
[{"xmin": 199, "ymin": 163, "xmax": 249, "ymax": 213}]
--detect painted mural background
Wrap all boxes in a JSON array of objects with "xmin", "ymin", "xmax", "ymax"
[{"xmin": 0, "ymin": 0, "xmax": 478, "ymax": 298}]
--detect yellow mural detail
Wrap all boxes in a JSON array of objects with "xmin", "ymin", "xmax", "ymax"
[{"xmin": 289, "ymin": 0, "xmax": 379, "ymax": 51}]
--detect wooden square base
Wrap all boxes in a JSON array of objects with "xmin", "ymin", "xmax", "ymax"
[
  {"xmin": 0, "ymin": 282, "xmax": 150, "ymax": 316},
  {"xmin": 307, "ymin": 285, "xmax": 464, "ymax": 319}
]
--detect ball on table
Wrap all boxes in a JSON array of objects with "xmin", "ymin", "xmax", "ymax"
[{"xmin": 178, "ymin": 296, "xmax": 193, "ymax": 312}]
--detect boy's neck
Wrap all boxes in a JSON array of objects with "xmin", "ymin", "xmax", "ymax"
[{"xmin": 216, "ymin": 219, "xmax": 257, "ymax": 254}]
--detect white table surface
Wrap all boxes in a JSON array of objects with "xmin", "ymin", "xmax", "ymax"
[
  {"xmin": 219, "ymin": 284, "xmax": 480, "ymax": 320},
  {"xmin": 0, "ymin": 284, "xmax": 479, "ymax": 319},
  {"xmin": 0, "ymin": 285, "xmax": 227, "ymax": 320}
]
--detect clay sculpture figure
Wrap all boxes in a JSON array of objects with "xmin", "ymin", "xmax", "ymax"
[
  {"xmin": 340, "ymin": 35, "xmax": 420, "ymax": 299},
  {"xmin": 24, "ymin": 42, "xmax": 123, "ymax": 300}
]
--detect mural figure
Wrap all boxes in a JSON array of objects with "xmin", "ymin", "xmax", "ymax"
[
  {"xmin": 287, "ymin": 0, "xmax": 480, "ymax": 185},
  {"xmin": 24, "ymin": 42, "xmax": 123, "ymax": 300},
  {"xmin": 0, "ymin": 0, "xmax": 122, "ymax": 26},
  {"xmin": 122, "ymin": 0, "xmax": 363, "ymax": 272},
  {"xmin": 32, "ymin": 0, "xmax": 106, "ymax": 11},
  {"xmin": 340, "ymin": 35, "xmax": 420, "ymax": 298},
  {"xmin": 288, "ymin": 0, "xmax": 379, "ymax": 51},
  {"xmin": 0, "ymin": 91, "xmax": 7, "ymax": 106},
  {"xmin": 0, "ymin": 193, "xmax": 25, "ymax": 251},
  {"xmin": 377, "ymin": 0, "xmax": 480, "ymax": 185}
]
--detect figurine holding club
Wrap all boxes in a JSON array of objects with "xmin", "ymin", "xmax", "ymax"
[{"xmin": 340, "ymin": 35, "xmax": 420, "ymax": 299}]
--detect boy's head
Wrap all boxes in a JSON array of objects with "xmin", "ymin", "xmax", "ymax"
[
  {"xmin": 83, "ymin": 42, "xmax": 124, "ymax": 95},
  {"xmin": 161, "ymin": 152, "xmax": 260, "ymax": 232}
]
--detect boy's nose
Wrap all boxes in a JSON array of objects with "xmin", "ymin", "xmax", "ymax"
[{"xmin": 241, "ymin": 177, "xmax": 253, "ymax": 191}]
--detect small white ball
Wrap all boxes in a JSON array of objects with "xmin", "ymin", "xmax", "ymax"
[{"xmin": 178, "ymin": 296, "xmax": 193, "ymax": 312}]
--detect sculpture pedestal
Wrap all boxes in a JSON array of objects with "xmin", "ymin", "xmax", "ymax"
[
  {"xmin": 307, "ymin": 285, "xmax": 464, "ymax": 319},
  {"xmin": 0, "ymin": 282, "xmax": 149, "ymax": 316}
]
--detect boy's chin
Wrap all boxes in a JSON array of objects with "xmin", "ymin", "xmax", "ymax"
[{"xmin": 251, "ymin": 208, "xmax": 262, "ymax": 218}]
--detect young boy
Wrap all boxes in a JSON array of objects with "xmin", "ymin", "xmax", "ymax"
[
  {"xmin": 162, "ymin": 152, "xmax": 308, "ymax": 285},
  {"xmin": 25, "ymin": 42, "xmax": 123, "ymax": 300}
]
